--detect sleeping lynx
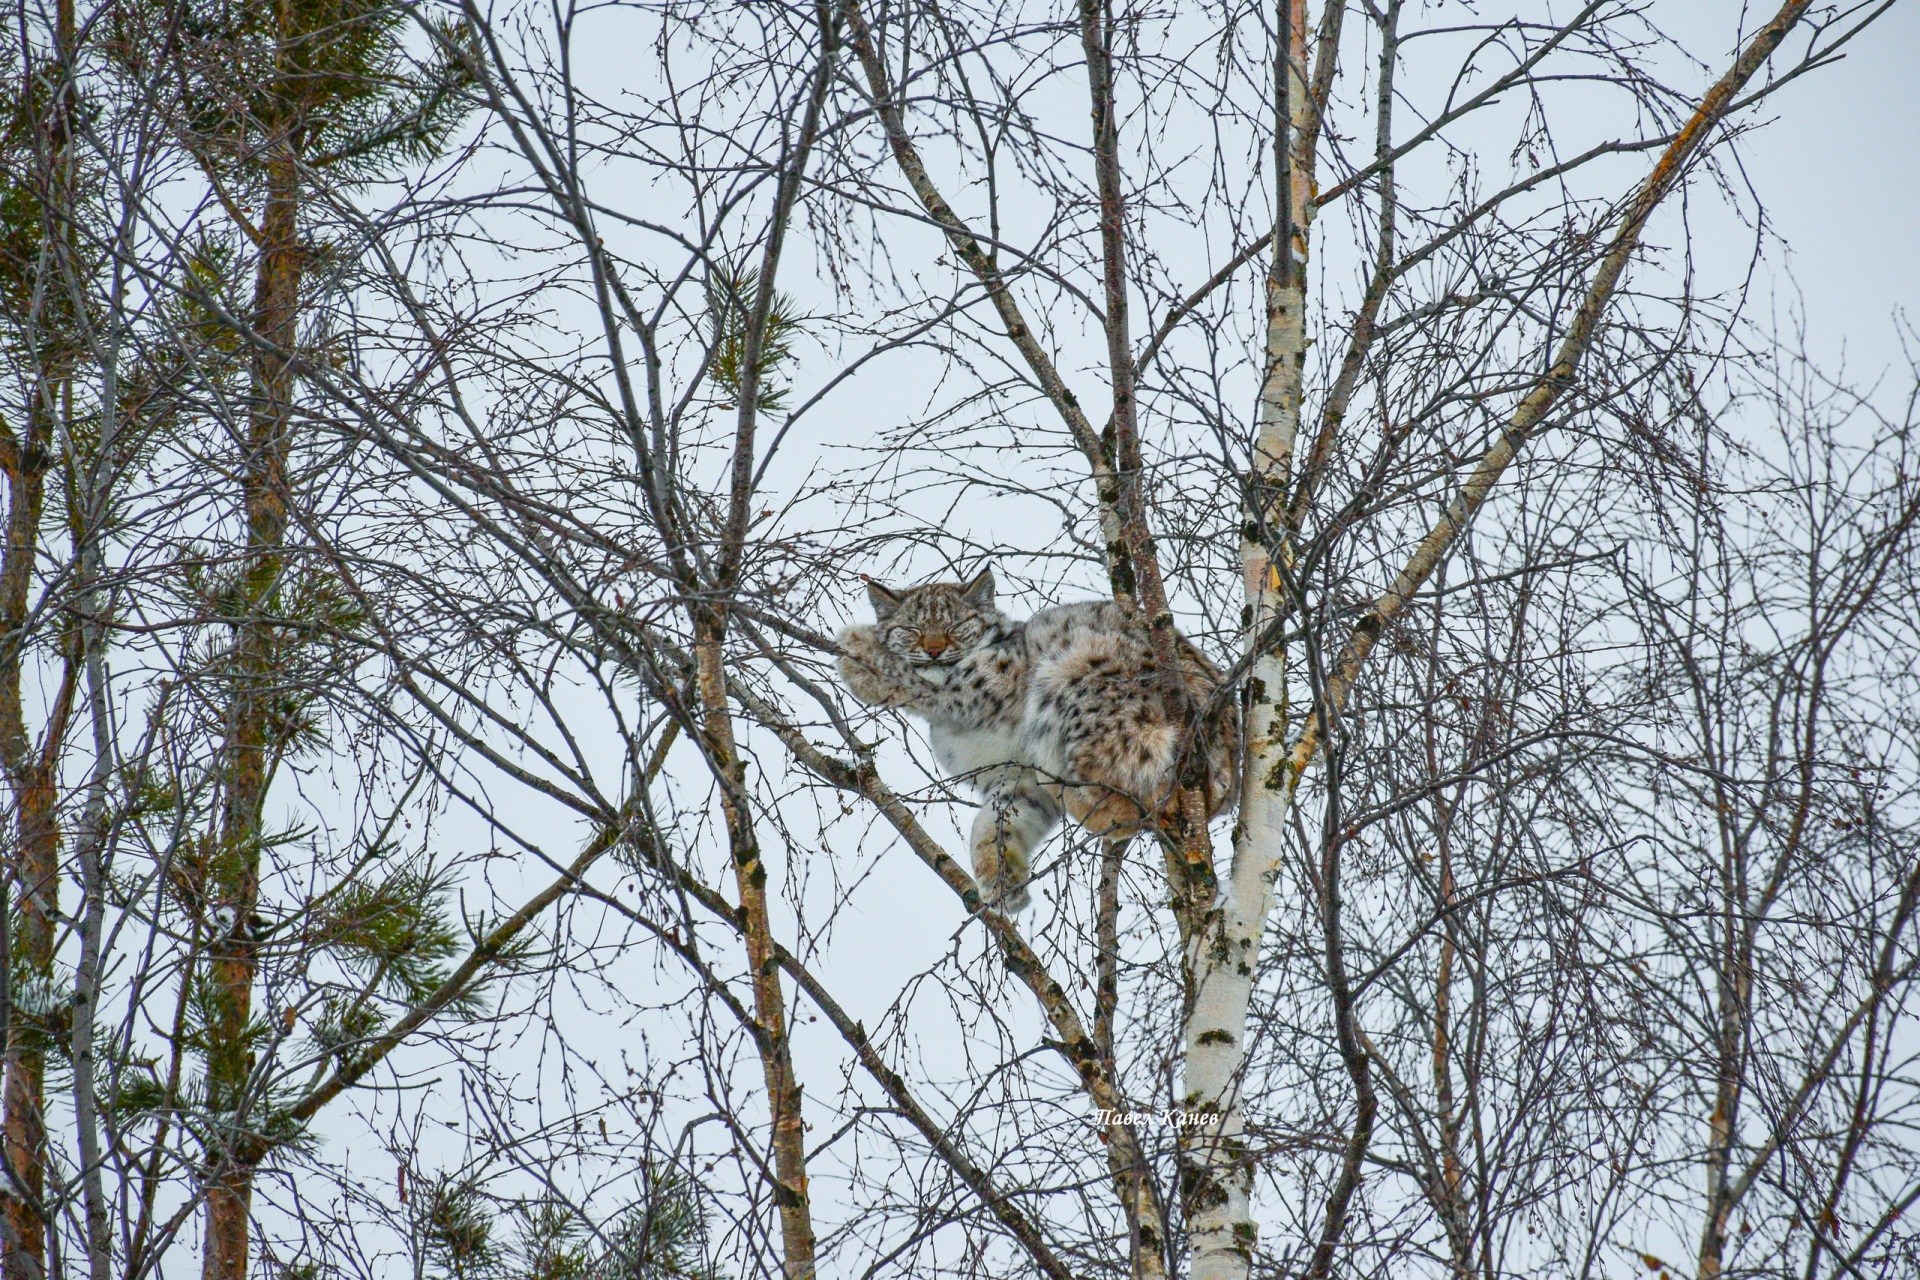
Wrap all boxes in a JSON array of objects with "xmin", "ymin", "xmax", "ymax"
[{"xmin": 837, "ymin": 569, "xmax": 1239, "ymax": 911}]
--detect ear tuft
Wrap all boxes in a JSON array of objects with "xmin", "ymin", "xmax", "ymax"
[
  {"xmin": 866, "ymin": 579, "xmax": 903, "ymax": 619},
  {"xmin": 961, "ymin": 567, "xmax": 995, "ymax": 608}
]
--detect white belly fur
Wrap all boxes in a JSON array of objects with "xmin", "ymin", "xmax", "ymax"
[{"xmin": 929, "ymin": 720, "xmax": 1028, "ymax": 795}]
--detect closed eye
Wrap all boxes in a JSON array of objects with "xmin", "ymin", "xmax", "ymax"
[
  {"xmin": 953, "ymin": 621, "xmax": 982, "ymax": 643},
  {"xmin": 886, "ymin": 627, "xmax": 918, "ymax": 649}
]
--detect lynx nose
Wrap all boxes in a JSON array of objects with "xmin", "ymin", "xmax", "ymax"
[{"xmin": 922, "ymin": 635, "xmax": 951, "ymax": 658}]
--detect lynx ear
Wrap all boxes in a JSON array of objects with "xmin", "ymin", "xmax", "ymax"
[
  {"xmin": 866, "ymin": 580, "xmax": 904, "ymax": 619},
  {"xmin": 961, "ymin": 567, "xmax": 995, "ymax": 608}
]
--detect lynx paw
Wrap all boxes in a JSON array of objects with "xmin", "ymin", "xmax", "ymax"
[
  {"xmin": 991, "ymin": 878, "xmax": 1032, "ymax": 914},
  {"xmin": 981, "ymin": 850, "xmax": 1032, "ymax": 914},
  {"xmin": 837, "ymin": 625, "xmax": 902, "ymax": 707},
  {"xmin": 836, "ymin": 624, "xmax": 880, "ymax": 670}
]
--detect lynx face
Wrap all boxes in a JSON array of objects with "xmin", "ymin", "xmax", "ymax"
[{"xmin": 868, "ymin": 570, "xmax": 998, "ymax": 667}]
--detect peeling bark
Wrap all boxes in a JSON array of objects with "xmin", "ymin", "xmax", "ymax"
[{"xmin": 1182, "ymin": 3, "xmax": 1324, "ymax": 1273}]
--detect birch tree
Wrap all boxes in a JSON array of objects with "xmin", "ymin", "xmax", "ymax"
[{"xmin": 1187, "ymin": 6, "xmax": 1822, "ymax": 1277}]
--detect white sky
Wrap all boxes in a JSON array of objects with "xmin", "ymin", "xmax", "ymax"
[{"xmin": 1695, "ymin": 1, "xmax": 1920, "ymax": 376}]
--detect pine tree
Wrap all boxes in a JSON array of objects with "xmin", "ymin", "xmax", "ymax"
[
  {"xmin": 502, "ymin": 1172, "xmax": 724, "ymax": 1280},
  {"xmin": 0, "ymin": 4, "xmax": 92, "ymax": 1274},
  {"xmin": 108, "ymin": 3, "xmax": 473, "ymax": 1275}
]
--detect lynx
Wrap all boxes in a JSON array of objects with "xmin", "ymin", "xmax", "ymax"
[{"xmin": 837, "ymin": 569, "xmax": 1239, "ymax": 911}]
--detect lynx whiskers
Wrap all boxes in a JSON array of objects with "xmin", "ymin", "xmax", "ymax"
[{"xmin": 837, "ymin": 569, "xmax": 1239, "ymax": 911}]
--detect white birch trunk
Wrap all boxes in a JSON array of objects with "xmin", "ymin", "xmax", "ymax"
[
  {"xmin": 1182, "ymin": 708, "xmax": 1302, "ymax": 1280},
  {"xmin": 1183, "ymin": 3, "xmax": 1314, "ymax": 1271}
]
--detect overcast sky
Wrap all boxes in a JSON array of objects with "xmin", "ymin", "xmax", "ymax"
[{"xmin": 1694, "ymin": 1, "xmax": 1919, "ymax": 378}]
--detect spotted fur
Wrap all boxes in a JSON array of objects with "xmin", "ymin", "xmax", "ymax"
[{"xmin": 837, "ymin": 569, "xmax": 1240, "ymax": 911}]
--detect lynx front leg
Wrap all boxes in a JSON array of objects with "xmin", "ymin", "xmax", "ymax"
[{"xmin": 968, "ymin": 784, "xmax": 1060, "ymax": 913}]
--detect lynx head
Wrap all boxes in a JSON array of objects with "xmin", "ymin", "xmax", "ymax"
[{"xmin": 866, "ymin": 569, "xmax": 1000, "ymax": 666}]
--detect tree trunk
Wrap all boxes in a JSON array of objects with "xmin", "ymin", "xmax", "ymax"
[
  {"xmin": 202, "ymin": 149, "xmax": 301, "ymax": 1280},
  {"xmin": 0, "ymin": 434, "xmax": 55, "ymax": 1280},
  {"xmin": 69, "ymin": 267, "xmax": 122, "ymax": 1280},
  {"xmin": 1181, "ymin": 4, "xmax": 1316, "ymax": 1275},
  {"xmin": 0, "ymin": 320, "xmax": 78, "ymax": 1280},
  {"xmin": 692, "ymin": 623, "xmax": 817, "ymax": 1279},
  {"xmin": 0, "ymin": 772, "xmax": 54, "ymax": 1280},
  {"xmin": 0, "ymin": 5, "xmax": 81, "ymax": 1271},
  {"xmin": 1696, "ymin": 797, "xmax": 1751, "ymax": 1279},
  {"xmin": 1430, "ymin": 818, "xmax": 1474, "ymax": 1280}
]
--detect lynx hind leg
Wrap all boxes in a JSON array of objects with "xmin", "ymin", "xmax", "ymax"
[
  {"xmin": 1175, "ymin": 636, "xmax": 1242, "ymax": 819},
  {"xmin": 1054, "ymin": 689, "xmax": 1181, "ymax": 837},
  {"xmin": 1027, "ymin": 631, "xmax": 1183, "ymax": 833},
  {"xmin": 1201, "ymin": 698, "xmax": 1242, "ymax": 818},
  {"xmin": 1057, "ymin": 779, "xmax": 1152, "ymax": 839},
  {"xmin": 968, "ymin": 785, "xmax": 1059, "ymax": 912}
]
